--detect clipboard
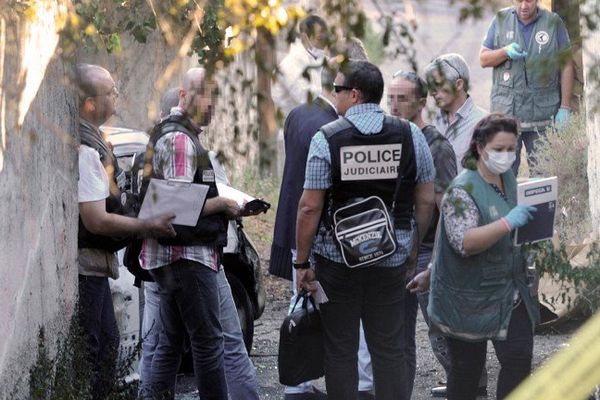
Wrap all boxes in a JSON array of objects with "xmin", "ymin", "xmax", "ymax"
[
  {"xmin": 138, "ymin": 178, "xmax": 209, "ymax": 226},
  {"xmin": 514, "ymin": 176, "xmax": 558, "ymax": 245}
]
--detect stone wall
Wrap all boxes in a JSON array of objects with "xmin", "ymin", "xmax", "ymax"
[
  {"xmin": 583, "ymin": 28, "xmax": 600, "ymax": 231},
  {"xmin": 0, "ymin": 1, "xmax": 79, "ymax": 394},
  {"xmin": 80, "ymin": 33, "xmax": 260, "ymax": 176}
]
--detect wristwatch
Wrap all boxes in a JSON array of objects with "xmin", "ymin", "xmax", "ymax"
[{"xmin": 293, "ymin": 260, "xmax": 311, "ymax": 270}]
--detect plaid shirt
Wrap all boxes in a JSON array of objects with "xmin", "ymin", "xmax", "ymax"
[
  {"xmin": 140, "ymin": 108, "xmax": 219, "ymax": 271},
  {"xmin": 434, "ymin": 96, "xmax": 487, "ymax": 172},
  {"xmin": 304, "ymin": 103, "xmax": 435, "ymax": 267}
]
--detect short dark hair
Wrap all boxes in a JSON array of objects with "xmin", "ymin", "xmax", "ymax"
[
  {"xmin": 299, "ymin": 15, "xmax": 327, "ymax": 38},
  {"xmin": 341, "ymin": 60, "xmax": 384, "ymax": 104},
  {"xmin": 462, "ymin": 113, "xmax": 519, "ymax": 169},
  {"xmin": 392, "ymin": 70, "xmax": 428, "ymax": 99}
]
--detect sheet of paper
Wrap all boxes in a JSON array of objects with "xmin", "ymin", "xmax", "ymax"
[
  {"xmin": 313, "ymin": 281, "xmax": 329, "ymax": 304},
  {"xmin": 139, "ymin": 178, "xmax": 209, "ymax": 226},
  {"xmin": 216, "ymin": 183, "xmax": 255, "ymax": 206}
]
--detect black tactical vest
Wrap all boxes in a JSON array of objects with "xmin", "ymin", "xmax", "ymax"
[
  {"xmin": 140, "ymin": 113, "xmax": 228, "ymax": 248},
  {"xmin": 78, "ymin": 121, "xmax": 133, "ymax": 252},
  {"xmin": 321, "ymin": 115, "xmax": 417, "ymax": 229}
]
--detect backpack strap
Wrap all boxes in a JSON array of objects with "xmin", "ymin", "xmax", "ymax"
[{"xmin": 320, "ymin": 117, "xmax": 353, "ymax": 139}]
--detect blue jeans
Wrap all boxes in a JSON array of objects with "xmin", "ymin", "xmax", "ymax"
[
  {"xmin": 78, "ymin": 275, "xmax": 119, "ymax": 400},
  {"xmin": 146, "ymin": 259, "xmax": 227, "ymax": 400},
  {"xmin": 139, "ymin": 269, "xmax": 259, "ymax": 400},
  {"xmin": 315, "ymin": 255, "xmax": 407, "ymax": 400}
]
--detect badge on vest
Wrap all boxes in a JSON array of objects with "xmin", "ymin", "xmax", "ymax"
[
  {"xmin": 535, "ymin": 31, "xmax": 549, "ymax": 53},
  {"xmin": 489, "ymin": 205, "xmax": 499, "ymax": 219},
  {"xmin": 503, "ymin": 72, "xmax": 511, "ymax": 82},
  {"xmin": 506, "ymin": 31, "xmax": 514, "ymax": 40},
  {"xmin": 202, "ymin": 170, "xmax": 215, "ymax": 183},
  {"xmin": 339, "ymin": 144, "xmax": 402, "ymax": 181}
]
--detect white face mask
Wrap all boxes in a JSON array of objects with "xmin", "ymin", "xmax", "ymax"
[{"xmin": 483, "ymin": 150, "xmax": 516, "ymax": 175}]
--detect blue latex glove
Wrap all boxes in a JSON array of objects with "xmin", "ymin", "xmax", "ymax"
[
  {"xmin": 555, "ymin": 107, "xmax": 571, "ymax": 128},
  {"xmin": 505, "ymin": 205, "xmax": 537, "ymax": 230},
  {"xmin": 504, "ymin": 42, "xmax": 528, "ymax": 60}
]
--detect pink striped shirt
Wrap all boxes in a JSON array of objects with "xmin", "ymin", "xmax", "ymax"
[{"xmin": 140, "ymin": 125, "xmax": 219, "ymax": 272}]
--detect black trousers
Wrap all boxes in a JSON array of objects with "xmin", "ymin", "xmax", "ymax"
[
  {"xmin": 315, "ymin": 255, "xmax": 407, "ymax": 400},
  {"xmin": 78, "ymin": 275, "xmax": 119, "ymax": 400},
  {"xmin": 446, "ymin": 301, "xmax": 533, "ymax": 400}
]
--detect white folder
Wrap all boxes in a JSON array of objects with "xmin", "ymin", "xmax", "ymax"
[{"xmin": 138, "ymin": 178, "xmax": 209, "ymax": 226}]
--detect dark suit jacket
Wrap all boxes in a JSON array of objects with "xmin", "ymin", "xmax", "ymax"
[{"xmin": 269, "ymin": 97, "xmax": 338, "ymax": 280}]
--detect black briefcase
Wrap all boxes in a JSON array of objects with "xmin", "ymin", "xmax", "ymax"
[{"xmin": 278, "ymin": 295, "xmax": 324, "ymax": 386}]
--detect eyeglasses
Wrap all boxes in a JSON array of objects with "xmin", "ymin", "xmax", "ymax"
[
  {"xmin": 439, "ymin": 59, "xmax": 462, "ymax": 80},
  {"xmin": 333, "ymin": 84, "xmax": 354, "ymax": 93}
]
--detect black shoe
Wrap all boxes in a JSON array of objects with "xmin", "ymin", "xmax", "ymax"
[
  {"xmin": 358, "ymin": 390, "xmax": 376, "ymax": 400},
  {"xmin": 284, "ymin": 387, "xmax": 327, "ymax": 400},
  {"xmin": 431, "ymin": 385, "xmax": 487, "ymax": 398}
]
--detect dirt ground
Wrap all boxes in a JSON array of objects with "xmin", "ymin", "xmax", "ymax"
[{"xmin": 175, "ymin": 265, "xmax": 581, "ymax": 400}]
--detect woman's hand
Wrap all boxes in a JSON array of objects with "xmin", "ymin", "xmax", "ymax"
[{"xmin": 504, "ymin": 205, "xmax": 537, "ymax": 230}]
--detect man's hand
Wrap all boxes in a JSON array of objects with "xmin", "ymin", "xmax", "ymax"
[
  {"xmin": 504, "ymin": 42, "xmax": 528, "ymax": 60},
  {"xmin": 296, "ymin": 268, "xmax": 317, "ymax": 295},
  {"xmin": 406, "ymin": 268, "xmax": 431, "ymax": 294},
  {"xmin": 144, "ymin": 212, "xmax": 176, "ymax": 238},
  {"xmin": 220, "ymin": 197, "xmax": 242, "ymax": 219},
  {"xmin": 405, "ymin": 255, "xmax": 417, "ymax": 279}
]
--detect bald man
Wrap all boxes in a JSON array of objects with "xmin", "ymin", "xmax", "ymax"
[
  {"xmin": 75, "ymin": 63, "xmax": 176, "ymax": 399},
  {"xmin": 139, "ymin": 68, "xmax": 241, "ymax": 400}
]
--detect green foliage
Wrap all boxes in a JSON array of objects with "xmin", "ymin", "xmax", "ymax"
[
  {"xmin": 21, "ymin": 314, "xmax": 141, "ymax": 400},
  {"xmin": 530, "ymin": 113, "xmax": 590, "ymax": 245},
  {"xmin": 527, "ymin": 240, "xmax": 600, "ymax": 315},
  {"xmin": 360, "ymin": 22, "xmax": 386, "ymax": 65},
  {"xmin": 66, "ymin": 0, "xmax": 227, "ymax": 72}
]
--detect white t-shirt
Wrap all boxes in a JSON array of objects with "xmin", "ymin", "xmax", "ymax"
[{"xmin": 78, "ymin": 145, "xmax": 109, "ymax": 203}]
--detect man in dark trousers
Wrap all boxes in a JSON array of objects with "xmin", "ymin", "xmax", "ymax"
[
  {"xmin": 271, "ymin": 64, "xmax": 374, "ymax": 399},
  {"xmin": 389, "ymin": 70, "xmax": 461, "ymax": 398},
  {"xmin": 75, "ymin": 63, "xmax": 176, "ymax": 399},
  {"xmin": 296, "ymin": 60, "xmax": 435, "ymax": 400}
]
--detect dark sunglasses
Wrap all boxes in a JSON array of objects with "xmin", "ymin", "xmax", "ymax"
[{"xmin": 333, "ymin": 84, "xmax": 354, "ymax": 93}]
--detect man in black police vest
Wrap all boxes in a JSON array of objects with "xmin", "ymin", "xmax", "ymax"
[
  {"xmin": 76, "ymin": 63, "xmax": 176, "ymax": 399},
  {"xmin": 295, "ymin": 60, "xmax": 435, "ymax": 400},
  {"xmin": 139, "ymin": 68, "xmax": 242, "ymax": 400}
]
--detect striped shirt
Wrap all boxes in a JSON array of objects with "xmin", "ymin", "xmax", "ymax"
[
  {"xmin": 140, "ymin": 109, "xmax": 219, "ymax": 272},
  {"xmin": 434, "ymin": 96, "xmax": 487, "ymax": 172},
  {"xmin": 304, "ymin": 103, "xmax": 435, "ymax": 267}
]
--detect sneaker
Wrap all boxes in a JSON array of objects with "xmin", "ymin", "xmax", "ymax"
[
  {"xmin": 284, "ymin": 387, "xmax": 327, "ymax": 400},
  {"xmin": 431, "ymin": 385, "xmax": 487, "ymax": 398},
  {"xmin": 358, "ymin": 390, "xmax": 376, "ymax": 400},
  {"xmin": 431, "ymin": 385, "xmax": 446, "ymax": 398}
]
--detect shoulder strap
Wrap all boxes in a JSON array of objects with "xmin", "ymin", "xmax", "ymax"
[{"xmin": 320, "ymin": 117, "xmax": 353, "ymax": 139}]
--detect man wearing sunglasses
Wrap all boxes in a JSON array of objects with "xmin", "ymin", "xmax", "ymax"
[
  {"xmin": 424, "ymin": 53, "xmax": 488, "ymax": 173},
  {"xmin": 295, "ymin": 60, "xmax": 435, "ymax": 400}
]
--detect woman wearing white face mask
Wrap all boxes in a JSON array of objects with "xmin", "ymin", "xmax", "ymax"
[{"xmin": 427, "ymin": 113, "xmax": 540, "ymax": 400}]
